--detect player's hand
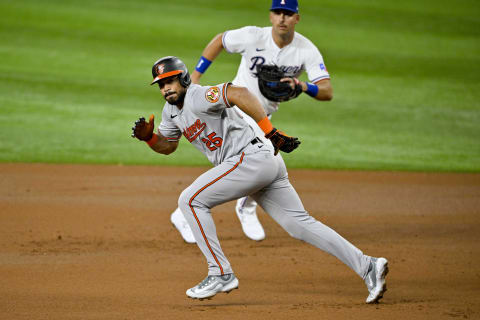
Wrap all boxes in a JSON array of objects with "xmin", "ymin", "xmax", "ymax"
[
  {"xmin": 131, "ymin": 114, "xmax": 155, "ymax": 141},
  {"xmin": 281, "ymin": 77, "xmax": 306, "ymax": 92},
  {"xmin": 256, "ymin": 65, "xmax": 302, "ymax": 102},
  {"xmin": 280, "ymin": 77, "xmax": 295, "ymax": 90},
  {"xmin": 265, "ymin": 128, "xmax": 301, "ymax": 155},
  {"xmin": 278, "ymin": 77, "xmax": 302, "ymax": 99}
]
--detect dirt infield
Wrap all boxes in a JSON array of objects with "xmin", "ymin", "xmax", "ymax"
[{"xmin": 1, "ymin": 163, "xmax": 479, "ymax": 319}]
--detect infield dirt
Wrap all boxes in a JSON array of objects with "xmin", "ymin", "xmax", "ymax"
[{"xmin": 1, "ymin": 163, "xmax": 479, "ymax": 319}]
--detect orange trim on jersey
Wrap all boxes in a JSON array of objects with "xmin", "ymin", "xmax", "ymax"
[
  {"xmin": 222, "ymin": 83, "xmax": 231, "ymax": 107},
  {"xmin": 313, "ymin": 78, "xmax": 330, "ymax": 84},
  {"xmin": 151, "ymin": 70, "xmax": 182, "ymax": 84},
  {"xmin": 257, "ymin": 116, "xmax": 274, "ymax": 135},
  {"xmin": 188, "ymin": 152, "xmax": 245, "ymax": 275}
]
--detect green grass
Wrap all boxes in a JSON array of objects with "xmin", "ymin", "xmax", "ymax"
[{"xmin": 1, "ymin": 0, "xmax": 479, "ymax": 171}]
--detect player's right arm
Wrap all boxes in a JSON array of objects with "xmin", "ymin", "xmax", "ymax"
[
  {"xmin": 131, "ymin": 114, "xmax": 179, "ymax": 155},
  {"xmin": 191, "ymin": 33, "xmax": 224, "ymax": 84},
  {"xmin": 226, "ymin": 84, "xmax": 300, "ymax": 155},
  {"xmin": 147, "ymin": 132, "xmax": 178, "ymax": 155},
  {"xmin": 192, "ymin": 26, "xmax": 258, "ymax": 84}
]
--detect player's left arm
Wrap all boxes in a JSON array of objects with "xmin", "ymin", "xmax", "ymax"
[
  {"xmin": 287, "ymin": 78, "xmax": 333, "ymax": 101},
  {"xmin": 226, "ymin": 84, "xmax": 300, "ymax": 155},
  {"xmin": 286, "ymin": 43, "xmax": 334, "ymax": 101},
  {"xmin": 226, "ymin": 85, "xmax": 267, "ymax": 122},
  {"xmin": 279, "ymin": 77, "xmax": 333, "ymax": 101},
  {"xmin": 312, "ymin": 78, "xmax": 333, "ymax": 101}
]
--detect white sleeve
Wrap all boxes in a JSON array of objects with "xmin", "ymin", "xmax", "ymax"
[
  {"xmin": 222, "ymin": 26, "xmax": 261, "ymax": 54},
  {"xmin": 158, "ymin": 106, "xmax": 182, "ymax": 142},
  {"xmin": 304, "ymin": 44, "xmax": 331, "ymax": 83}
]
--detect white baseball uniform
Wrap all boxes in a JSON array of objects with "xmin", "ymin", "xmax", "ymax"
[
  {"xmin": 222, "ymin": 26, "xmax": 331, "ymax": 219},
  {"xmin": 223, "ymin": 26, "xmax": 330, "ymax": 116},
  {"xmin": 159, "ymin": 82, "xmax": 370, "ymax": 278}
]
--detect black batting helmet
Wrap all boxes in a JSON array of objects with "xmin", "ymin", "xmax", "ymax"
[{"xmin": 151, "ymin": 56, "xmax": 191, "ymax": 87}]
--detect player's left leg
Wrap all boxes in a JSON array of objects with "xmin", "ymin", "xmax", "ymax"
[{"xmin": 251, "ymin": 159, "xmax": 388, "ymax": 303}]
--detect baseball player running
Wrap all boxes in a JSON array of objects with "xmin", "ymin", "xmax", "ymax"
[
  {"xmin": 170, "ymin": 0, "xmax": 333, "ymax": 243},
  {"xmin": 131, "ymin": 56, "xmax": 389, "ymax": 303}
]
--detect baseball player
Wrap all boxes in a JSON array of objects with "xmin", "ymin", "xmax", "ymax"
[
  {"xmin": 170, "ymin": 0, "xmax": 333, "ymax": 243},
  {"xmin": 131, "ymin": 56, "xmax": 389, "ymax": 303}
]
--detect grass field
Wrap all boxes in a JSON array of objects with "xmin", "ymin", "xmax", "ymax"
[{"xmin": 1, "ymin": 0, "xmax": 479, "ymax": 171}]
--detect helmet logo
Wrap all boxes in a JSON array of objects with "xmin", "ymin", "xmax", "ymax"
[{"xmin": 156, "ymin": 64, "xmax": 165, "ymax": 75}]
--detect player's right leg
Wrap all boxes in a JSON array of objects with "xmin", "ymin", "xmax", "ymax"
[{"xmin": 177, "ymin": 146, "xmax": 279, "ymax": 300}]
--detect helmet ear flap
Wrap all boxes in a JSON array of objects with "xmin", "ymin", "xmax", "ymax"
[{"xmin": 180, "ymin": 72, "xmax": 191, "ymax": 87}]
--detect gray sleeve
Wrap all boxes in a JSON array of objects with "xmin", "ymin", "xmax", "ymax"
[
  {"xmin": 158, "ymin": 105, "xmax": 182, "ymax": 141},
  {"xmin": 191, "ymin": 83, "xmax": 232, "ymax": 115}
]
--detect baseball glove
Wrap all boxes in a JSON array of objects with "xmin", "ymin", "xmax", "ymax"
[
  {"xmin": 256, "ymin": 64, "xmax": 302, "ymax": 102},
  {"xmin": 265, "ymin": 128, "xmax": 301, "ymax": 155},
  {"xmin": 131, "ymin": 115, "xmax": 154, "ymax": 141}
]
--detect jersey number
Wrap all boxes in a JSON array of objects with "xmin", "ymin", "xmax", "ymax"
[{"xmin": 201, "ymin": 132, "xmax": 223, "ymax": 151}]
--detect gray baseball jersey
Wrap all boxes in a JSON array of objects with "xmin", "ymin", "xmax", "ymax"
[
  {"xmin": 158, "ymin": 83, "xmax": 255, "ymax": 166},
  {"xmin": 159, "ymin": 83, "xmax": 371, "ymax": 280}
]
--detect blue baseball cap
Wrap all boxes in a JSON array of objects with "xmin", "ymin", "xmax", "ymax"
[{"xmin": 270, "ymin": 0, "xmax": 299, "ymax": 13}]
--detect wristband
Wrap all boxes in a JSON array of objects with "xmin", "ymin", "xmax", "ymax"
[
  {"xmin": 146, "ymin": 133, "xmax": 158, "ymax": 147},
  {"xmin": 306, "ymin": 82, "xmax": 319, "ymax": 98},
  {"xmin": 195, "ymin": 56, "xmax": 212, "ymax": 74},
  {"xmin": 257, "ymin": 116, "xmax": 274, "ymax": 135}
]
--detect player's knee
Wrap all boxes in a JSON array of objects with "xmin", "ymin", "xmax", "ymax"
[
  {"xmin": 178, "ymin": 186, "xmax": 208, "ymax": 212},
  {"xmin": 287, "ymin": 228, "xmax": 303, "ymax": 240},
  {"xmin": 283, "ymin": 215, "xmax": 316, "ymax": 241},
  {"xmin": 282, "ymin": 220, "xmax": 303, "ymax": 240},
  {"xmin": 178, "ymin": 187, "xmax": 193, "ymax": 212}
]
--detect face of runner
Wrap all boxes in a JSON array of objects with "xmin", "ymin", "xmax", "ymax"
[
  {"xmin": 269, "ymin": 9, "xmax": 299, "ymax": 38},
  {"xmin": 157, "ymin": 76, "xmax": 187, "ymax": 106}
]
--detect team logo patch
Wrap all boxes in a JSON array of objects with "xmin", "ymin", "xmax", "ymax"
[
  {"xmin": 156, "ymin": 64, "xmax": 165, "ymax": 75},
  {"xmin": 205, "ymin": 86, "xmax": 220, "ymax": 103}
]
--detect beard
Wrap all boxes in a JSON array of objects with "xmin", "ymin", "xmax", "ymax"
[{"xmin": 164, "ymin": 89, "xmax": 186, "ymax": 105}]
